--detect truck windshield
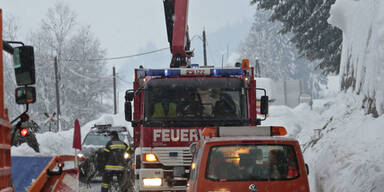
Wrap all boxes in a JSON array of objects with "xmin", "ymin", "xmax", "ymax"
[
  {"xmin": 206, "ymin": 144, "xmax": 299, "ymax": 181},
  {"xmin": 144, "ymin": 78, "xmax": 248, "ymax": 127}
]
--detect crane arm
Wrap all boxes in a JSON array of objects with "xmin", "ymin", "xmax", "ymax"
[{"xmin": 163, "ymin": 0, "xmax": 192, "ymax": 68}]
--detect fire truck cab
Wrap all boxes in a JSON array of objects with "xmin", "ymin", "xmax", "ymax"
[
  {"xmin": 187, "ymin": 126, "xmax": 310, "ymax": 192},
  {"xmin": 124, "ymin": 64, "xmax": 270, "ymax": 191}
]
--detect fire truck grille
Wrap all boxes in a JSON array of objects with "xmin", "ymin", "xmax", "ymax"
[{"xmin": 143, "ymin": 147, "xmax": 193, "ymax": 166}]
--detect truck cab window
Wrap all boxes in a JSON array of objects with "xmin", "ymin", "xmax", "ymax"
[
  {"xmin": 144, "ymin": 78, "xmax": 248, "ymax": 127},
  {"xmin": 205, "ymin": 144, "xmax": 300, "ymax": 181}
]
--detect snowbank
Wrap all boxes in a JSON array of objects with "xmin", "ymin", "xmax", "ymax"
[
  {"xmin": 11, "ymin": 112, "xmax": 132, "ymax": 157},
  {"xmin": 264, "ymin": 93, "xmax": 384, "ymax": 192},
  {"xmin": 328, "ymin": 0, "xmax": 384, "ymax": 115}
]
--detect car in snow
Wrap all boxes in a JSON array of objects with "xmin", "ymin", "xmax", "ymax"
[
  {"xmin": 187, "ymin": 126, "xmax": 310, "ymax": 192},
  {"xmin": 78, "ymin": 124, "xmax": 133, "ymax": 183},
  {"xmin": 78, "ymin": 124, "xmax": 133, "ymax": 159}
]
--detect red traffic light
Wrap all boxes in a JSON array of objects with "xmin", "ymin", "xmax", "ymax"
[{"xmin": 20, "ymin": 128, "xmax": 29, "ymax": 136}]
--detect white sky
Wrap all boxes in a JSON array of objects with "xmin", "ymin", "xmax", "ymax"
[{"xmin": 0, "ymin": 0, "xmax": 254, "ymax": 64}]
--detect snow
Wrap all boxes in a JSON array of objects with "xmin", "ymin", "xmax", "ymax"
[
  {"xmin": 12, "ymin": 79, "xmax": 384, "ymax": 191},
  {"xmin": 328, "ymin": 0, "xmax": 384, "ymax": 115},
  {"xmin": 12, "ymin": 110, "xmax": 131, "ymax": 157}
]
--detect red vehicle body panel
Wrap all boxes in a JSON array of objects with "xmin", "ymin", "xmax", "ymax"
[
  {"xmin": 0, "ymin": 9, "xmax": 13, "ymax": 192},
  {"xmin": 135, "ymin": 126, "xmax": 205, "ymax": 147}
]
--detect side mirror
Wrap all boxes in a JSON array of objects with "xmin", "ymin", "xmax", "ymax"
[
  {"xmin": 189, "ymin": 142, "xmax": 199, "ymax": 156},
  {"xmin": 125, "ymin": 91, "xmax": 134, "ymax": 102},
  {"xmin": 260, "ymin": 95, "xmax": 269, "ymax": 115},
  {"xmin": 125, "ymin": 101, "xmax": 132, "ymax": 122},
  {"xmin": 13, "ymin": 46, "xmax": 35, "ymax": 86},
  {"xmin": 15, "ymin": 86, "xmax": 36, "ymax": 105}
]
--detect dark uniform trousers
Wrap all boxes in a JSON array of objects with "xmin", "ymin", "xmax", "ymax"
[{"xmin": 101, "ymin": 138, "xmax": 130, "ymax": 192}]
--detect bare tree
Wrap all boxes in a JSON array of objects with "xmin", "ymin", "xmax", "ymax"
[{"xmin": 28, "ymin": 2, "xmax": 111, "ymax": 131}]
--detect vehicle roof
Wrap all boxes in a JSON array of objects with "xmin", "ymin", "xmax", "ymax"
[
  {"xmin": 203, "ymin": 136, "xmax": 298, "ymax": 144},
  {"xmin": 89, "ymin": 125, "xmax": 128, "ymax": 134}
]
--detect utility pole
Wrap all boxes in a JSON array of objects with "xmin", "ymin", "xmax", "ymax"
[
  {"xmin": 221, "ymin": 55, "xmax": 224, "ymax": 68},
  {"xmin": 202, "ymin": 30, "xmax": 207, "ymax": 66},
  {"xmin": 113, "ymin": 66, "xmax": 117, "ymax": 114},
  {"xmin": 255, "ymin": 58, "xmax": 261, "ymax": 77},
  {"xmin": 54, "ymin": 56, "xmax": 61, "ymax": 132}
]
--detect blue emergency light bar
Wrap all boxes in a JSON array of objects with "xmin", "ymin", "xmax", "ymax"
[{"xmin": 142, "ymin": 68, "xmax": 245, "ymax": 77}]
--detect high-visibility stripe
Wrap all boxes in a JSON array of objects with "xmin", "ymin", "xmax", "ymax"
[
  {"xmin": 105, "ymin": 165, "xmax": 124, "ymax": 168},
  {"xmin": 101, "ymin": 183, "xmax": 109, "ymax": 188},
  {"xmin": 126, "ymin": 146, "xmax": 131, "ymax": 151},
  {"xmin": 101, "ymin": 183, "xmax": 109, "ymax": 186},
  {"xmin": 104, "ymin": 148, "xmax": 110, "ymax": 152},
  {"xmin": 109, "ymin": 144, "xmax": 126, "ymax": 149},
  {"xmin": 105, "ymin": 165, "xmax": 125, "ymax": 171}
]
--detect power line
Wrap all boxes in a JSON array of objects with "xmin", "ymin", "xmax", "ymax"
[
  {"xmin": 63, "ymin": 47, "xmax": 170, "ymax": 62},
  {"xmin": 116, "ymin": 76, "xmax": 132, "ymax": 85}
]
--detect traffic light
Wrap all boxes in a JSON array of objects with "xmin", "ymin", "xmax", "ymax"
[{"xmin": 19, "ymin": 128, "xmax": 29, "ymax": 137}]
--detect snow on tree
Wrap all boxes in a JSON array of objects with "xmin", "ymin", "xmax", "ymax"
[
  {"xmin": 239, "ymin": 9, "xmax": 324, "ymax": 95},
  {"xmin": 328, "ymin": 0, "xmax": 384, "ymax": 117},
  {"xmin": 26, "ymin": 2, "xmax": 112, "ymax": 131},
  {"xmin": 250, "ymin": 0, "xmax": 342, "ymax": 75}
]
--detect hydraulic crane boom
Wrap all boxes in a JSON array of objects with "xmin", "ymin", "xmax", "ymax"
[{"xmin": 163, "ymin": 0, "xmax": 192, "ymax": 68}]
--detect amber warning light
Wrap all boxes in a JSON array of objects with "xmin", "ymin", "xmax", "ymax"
[{"xmin": 202, "ymin": 126, "xmax": 287, "ymax": 137}]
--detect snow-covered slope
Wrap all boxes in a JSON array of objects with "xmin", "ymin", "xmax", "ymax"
[{"xmin": 265, "ymin": 94, "xmax": 384, "ymax": 192}]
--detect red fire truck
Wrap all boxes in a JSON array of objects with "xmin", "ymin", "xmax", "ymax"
[
  {"xmin": 123, "ymin": 1, "xmax": 269, "ymax": 191},
  {"xmin": 124, "ymin": 62, "xmax": 269, "ymax": 192}
]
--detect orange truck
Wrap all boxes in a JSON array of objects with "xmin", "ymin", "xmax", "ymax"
[{"xmin": 187, "ymin": 126, "xmax": 310, "ymax": 192}]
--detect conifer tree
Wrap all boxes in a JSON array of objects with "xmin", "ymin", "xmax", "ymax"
[{"xmin": 251, "ymin": 0, "xmax": 342, "ymax": 75}]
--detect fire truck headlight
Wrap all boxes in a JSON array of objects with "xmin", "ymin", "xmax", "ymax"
[
  {"xmin": 143, "ymin": 153, "xmax": 159, "ymax": 162},
  {"xmin": 142, "ymin": 178, "xmax": 162, "ymax": 187},
  {"xmin": 124, "ymin": 152, "xmax": 130, "ymax": 159}
]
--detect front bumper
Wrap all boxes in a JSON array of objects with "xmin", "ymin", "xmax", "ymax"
[{"xmin": 135, "ymin": 168, "xmax": 188, "ymax": 192}]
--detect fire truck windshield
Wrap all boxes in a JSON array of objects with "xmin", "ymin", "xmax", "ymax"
[{"xmin": 144, "ymin": 78, "xmax": 248, "ymax": 127}]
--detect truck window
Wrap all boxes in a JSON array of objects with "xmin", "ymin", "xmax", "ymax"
[
  {"xmin": 205, "ymin": 144, "xmax": 300, "ymax": 181},
  {"xmin": 144, "ymin": 78, "xmax": 248, "ymax": 127}
]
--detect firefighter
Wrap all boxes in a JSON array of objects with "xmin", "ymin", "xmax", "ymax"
[
  {"xmin": 101, "ymin": 131, "xmax": 130, "ymax": 192},
  {"xmin": 11, "ymin": 113, "xmax": 40, "ymax": 153}
]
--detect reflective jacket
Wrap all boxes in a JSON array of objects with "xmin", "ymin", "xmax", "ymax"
[
  {"xmin": 152, "ymin": 102, "xmax": 177, "ymax": 118},
  {"xmin": 103, "ymin": 138, "xmax": 129, "ymax": 171}
]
